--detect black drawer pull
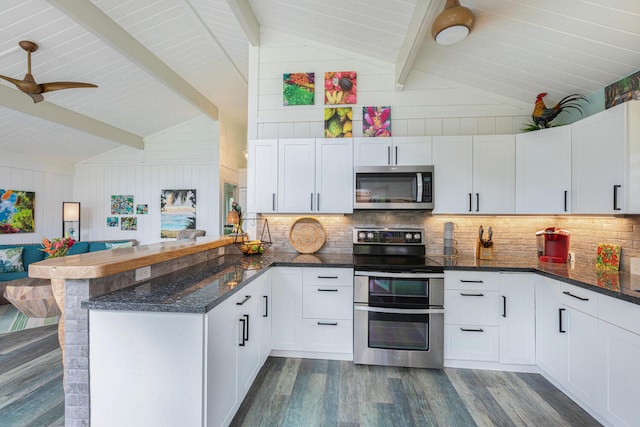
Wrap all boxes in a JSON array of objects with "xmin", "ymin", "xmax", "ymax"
[
  {"xmin": 460, "ymin": 328, "xmax": 484, "ymax": 332},
  {"xmin": 236, "ymin": 295, "xmax": 251, "ymax": 305},
  {"xmin": 460, "ymin": 292, "xmax": 484, "ymax": 297},
  {"xmin": 502, "ymin": 295, "xmax": 506, "ymax": 318},
  {"xmin": 460, "ymin": 280, "xmax": 483, "ymax": 283},
  {"xmin": 317, "ymin": 276, "xmax": 339, "ymax": 279},
  {"xmin": 239, "ymin": 318, "xmax": 246, "ymax": 346},
  {"xmin": 563, "ymin": 291, "xmax": 589, "ymax": 301},
  {"xmin": 317, "ymin": 322, "xmax": 338, "ymax": 326},
  {"xmin": 263, "ymin": 295, "xmax": 268, "ymax": 318},
  {"xmin": 318, "ymin": 288, "xmax": 339, "ymax": 292}
]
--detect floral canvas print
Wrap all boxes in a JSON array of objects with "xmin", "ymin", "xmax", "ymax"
[
  {"xmin": 0, "ymin": 189, "xmax": 35, "ymax": 233},
  {"xmin": 107, "ymin": 216, "xmax": 119, "ymax": 227},
  {"xmin": 111, "ymin": 195, "xmax": 134, "ymax": 214},
  {"xmin": 121, "ymin": 217, "xmax": 137, "ymax": 231},
  {"xmin": 363, "ymin": 106, "xmax": 391, "ymax": 137},
  {"xmin": 283, "ymin": 72, "xmax": 314, "ymax": 105},
  {"xmin": 324, "ymin": 107, "xmax": 352, "ymax": 138},
  {"xmin": 161, "ymin": 189, "xmax": 196, "ymax": 238},
  {"xmin": 324, "ymin": 71, "xmax": 356, "ymax": 104},
  {"xmin": 136, "ymin": 204, "xmax": 148, "ymax": 214}
]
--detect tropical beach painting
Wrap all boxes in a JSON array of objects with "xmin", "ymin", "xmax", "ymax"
[
  {"xmin": 0, "ymin": 189, "xmax": 35, "ymax": 234},
  {"xmin": 161, "ymin": 189, "xmax": 196, "ymax": 238}
]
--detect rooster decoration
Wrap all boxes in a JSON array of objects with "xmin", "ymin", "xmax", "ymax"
[{"xmin": 524, "ymin": 92, "xmax": 589, "ymax": 131}]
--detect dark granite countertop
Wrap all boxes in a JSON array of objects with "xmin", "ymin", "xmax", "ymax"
[{"xmin": 82, "ymin": 250, "xmax": 640, "ymax": 314}]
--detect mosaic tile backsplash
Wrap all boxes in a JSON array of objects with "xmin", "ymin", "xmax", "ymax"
[{"xmin": 260, "ymin": 213, "xmax": 640, "ymax": 272}]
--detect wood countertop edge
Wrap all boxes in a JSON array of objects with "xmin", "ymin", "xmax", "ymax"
[{"xmin": 28, "ymin": 237, "xmax": 234, "ymax": 280}]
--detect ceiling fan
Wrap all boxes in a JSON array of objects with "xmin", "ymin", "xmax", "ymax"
[{"xmin": 0, "ymin": 40, "xmax": 97, "ymax": 103}]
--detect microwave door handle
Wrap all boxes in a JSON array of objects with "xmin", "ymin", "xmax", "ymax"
[{"xmin": 416, "ymin": 173, "xmax": 423, "ymax": 203}]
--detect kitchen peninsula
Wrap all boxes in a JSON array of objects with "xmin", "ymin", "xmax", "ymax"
[{"xmin": 29, "ymin": 236, "xmax": 640, "ymax": 427}]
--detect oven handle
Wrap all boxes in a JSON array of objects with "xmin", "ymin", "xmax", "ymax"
[
  {"xmin": 354, "ymin": 271, "xmax": 444, "ymax": 279},
  {"xmin": 354, "ymin": 304, "xmax": 444, "ymax": 315}
]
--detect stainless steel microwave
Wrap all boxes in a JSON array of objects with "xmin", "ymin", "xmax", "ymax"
[{"xmin": 354, "ymin": 165, "xmax": 434, "ymax": 210}]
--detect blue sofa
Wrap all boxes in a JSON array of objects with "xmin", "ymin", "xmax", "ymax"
[{"xmin": 0, "ymin": 239, "xmax": 137, "ymax": 305}]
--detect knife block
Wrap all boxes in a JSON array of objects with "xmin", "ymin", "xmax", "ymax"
[{"xmin": 476, "ymin": 239, "xmax": 493, "ymax": 260}]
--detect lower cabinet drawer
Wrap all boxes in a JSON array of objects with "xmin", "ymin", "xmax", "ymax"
[
  {"xmin": 303, "ymin": 286, "xmax": 353, "ymax": 320},
  {"xmin": 302, "ymin": 319, "xmax": 353, "ymax": 354},
  {"xmin": 444, "ymin": 324, "xmax": 499, "ymax": 361},
  {"xmin": 445, "ymin": 290, "xmax": 500, "ymax": 326}
]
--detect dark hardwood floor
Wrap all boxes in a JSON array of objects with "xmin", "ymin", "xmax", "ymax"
[
  {"xmin": 232, "ymin": 357, "xmax": 602, "ymax": 427},
  {"xmin": 0, "ymin": 325, "xmax": 64, "ymax": 427},
  {"xmin": 0, "ymin": 326, "xmax": 601, "ymax": 427}
]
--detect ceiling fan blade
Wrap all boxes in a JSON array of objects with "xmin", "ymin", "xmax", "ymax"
[
  {"xmin": 29, "ymin": 93, "xmax": 44, "ymax": 103},
  {"xmin": 40, "ymin": 81, "xmax": 98, "ymax": 93},
  {"xmin": 0, "ymin": 73, "xmax": 24, "ymax": 88}
]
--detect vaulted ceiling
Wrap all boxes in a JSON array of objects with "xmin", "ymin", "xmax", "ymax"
[{"xmin": 0, "ymin": 0, "xmax": 638, "ymax": 168}]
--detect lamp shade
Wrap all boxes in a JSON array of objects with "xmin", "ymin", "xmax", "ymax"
[
  {"xmin": 432, "ymin": 0, "xmax": 474, "ymax": 45},
  {"xmin": 63, "ymin": 202, "xmax": 80, "ymax": 222}
]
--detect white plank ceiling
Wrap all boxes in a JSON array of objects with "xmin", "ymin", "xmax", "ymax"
[{"xmin": 0, "ymin": 0, "xmax": 638, "ymax": 167}]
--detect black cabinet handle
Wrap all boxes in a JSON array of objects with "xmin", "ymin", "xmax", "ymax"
[
  {"xmin": 613, "ymin": 185, "xmax": 621, "ymax": 210},
  {"xmin": 564, "ymin": 190, "xmax": 568, "ymax": 212},
  {"xmin": 563, "ymin": 291, "xmax": 589, "ymax": 301},
  {"xmin": 502, "ymin": 295, "xmax": 507, "ymax": 317},
  {"xmin": 395, "ymin": 146, "xmax": 398, "ymax": 165},
  {"xmin": 387, "ymin": 146, "xmax": 391, "ymax": 165},
  {"xmin": 243, "ymin": 314, "xmax": 250, "ymax": 342},
  {"xmin": 317, "ymin": 193, "xmax": 320, "ymax": 211},
  {"xmin": 476, "ymin": 193, "xmax": 480, "ymax": 212},
  {"xmin": 317, "ymin": 321, "xmax": 338, "ymax": 326},
  {"xmin": 239, "ymin": 318, "xmax": 246, "ymax": 346},
  {"xmin": 460, "ymin": 328, "xmax": 484, "ymax": 332},
  {"xmin": 460, "ymin": 292, "xmax": 484, "ymax": 297},
  {"xmin": 317, "ymin": 276, "xmax": 339, "ymax": 279},
  {"xmin": 310, "ymin": 193, "xmax": 314, "ymax": 211},
  {"xmin": 263, "ymin": 295, "xmax": 268, "ymax": 318},
  {"xmin": 236, "ymin": 295, "xmax": 251, "ymax": 305},
  {"xmin": 559, "ymin": 308, "xmax": 566, "ymax": 333},
  {"xmin": 318, "ymin": 288, "xmax": 339, "ymax": 292},
  {"xmin": 272, "ymin": 193, "xmax": 276, "ymax": 211},
  {"xmin": 460, "ymin": 280, "xmax": 483, "ymax": 283},
  {"xmin": 468, "ymin": 193, "xmax": 472, "ymax": 212}
]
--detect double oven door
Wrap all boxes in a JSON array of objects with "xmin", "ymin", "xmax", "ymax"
[{"xmin": 353, "ymin": 271, "xmax": 444, "ymax": 369}]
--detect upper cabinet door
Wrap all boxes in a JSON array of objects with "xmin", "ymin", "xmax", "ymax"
[
  {"xmin": 353, "ymin": 137, "xmax": 392, "ymax": 166},
  {"xmin": 472, "ymin": 135, "xmax": 516, "ymax": 214},
  {"xmin": 393, "ymin": 136, "xmax": 432, "ymax": 166},
  {"xmin": 278, "ymin": 139, "xmax": 316, "ymax": 213},
  {"xmin": 247, "ymin": 140, "xmax": 278, "ymax": 213},
  {"xmin": 516, "ymin": 126, "xmax": 572, "ymax": 214},
  {"xmin": 315, "ymin": 138, "xmax": 353, "ymax": 213},
  {"xmin": 432, "ymin": 136, "xmax": 473, "ymax": 214},
  {"xmin": 571, "ymin": 101, "xmax": 640, "ymax": 214}
]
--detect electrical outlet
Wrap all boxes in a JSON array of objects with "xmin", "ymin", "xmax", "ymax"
[
  {"xmin": 135, "ymin": 266, "xmax": 151, "ymax": 281},
  {"xmin": 631, "ymin": 258, "xmax": 640, "ymax": 275}
]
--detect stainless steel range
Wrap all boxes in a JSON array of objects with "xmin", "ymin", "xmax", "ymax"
[{"xmin": 353, "ymin": 227, "xmax": 445, "ymax": 369}]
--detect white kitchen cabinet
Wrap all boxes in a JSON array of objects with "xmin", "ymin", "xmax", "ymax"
[
  {"xmin": 278, "ymin": 138, "xmax": 316, "ymax": 213},
  {"xmin": 259, "ymin": 273, "xmax": 272, "ymax": 363},
  {"xmin": 571, "ymin": 101, "xmax": 640, "ymax": 214},
  {"xmin": 535, "ymin": 276, "xmax": 567, "ymax": 382},
  {"xmin": 315, "ymin": 138, "xmax": 353, "ymax": 213},
  {"xmin": 247, "ymin": 139, "xmax": 278, "ymax": 213},
  {"xmin": 433, "ymin": 135, "xmax": 515, "ymax": 214},
  {"xmin": 353, "ymin": 136, "xmax": 432, "ymax": 166},
  {"xmin": 271, "ymin": 267, "xmax": 303, "ymax": 351},
  {"xmin": 498, "ymin": 273, "xmax": 536, "ymax": 365},
  {"xmin": 515, "ymin": 126, "xmax": 572, "ymax": 214}
]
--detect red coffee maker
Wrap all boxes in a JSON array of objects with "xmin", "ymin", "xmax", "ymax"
[{"xmin": 536, "ymin": 227, "xmax": 570, "ymax": 263}]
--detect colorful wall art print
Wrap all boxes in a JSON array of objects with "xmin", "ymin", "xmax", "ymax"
[
  {"xmin": 0, "ymin": 189, "xmax": 35, "ymax": 233},
  {"xmin": 111, "ymin": 195, "xmax": 134, "ymax": 214},
  {"xmin": 324, "ymin": 71, "xmax": 356, "ymax": 104},
  {"xmin": 120, "ymin": 217, "xmax": 137, "ymax": 231},
  {"xmin": 283, "ymin": 72, "xmax": 315, "ymax": 106},
  {"xmin": 324, "ymin": 107, "xmax": 353, "ymax": 138},
  {"xmin": 136, "ymin": 204, "xmax": 148, "ymax": 214},
  {"xmin": 107, "ymin": 216, "xmax": 119, "ymax": 227},
  {"xmin": 161, "ymin": 189, "xmax": 196, "ymax": 238},
  {"xmin": 605, "ymin": 70, "xmax": 640, "ymax": 109},
  {"xmin": 363, "ymin": 106, "xmax": 391, "ymax": 137}
]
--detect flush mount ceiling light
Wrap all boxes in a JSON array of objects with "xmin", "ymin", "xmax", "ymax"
[{"xmin": 432, "ymin": 0, "xmax": 475, "ymax": 45}]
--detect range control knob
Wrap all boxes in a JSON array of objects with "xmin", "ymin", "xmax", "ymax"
[
  {"xmin": 367, "ymin": 232, "xmax": 374, "ymax": 240},
  {"xmin": 413, "ymin": 233, "xmax": 421, "ymax": 240},
  {"xmin": 358, "ymin": 232, "xmax": 366, "ymax": 240},
  {"xmin": 405, "ymin": 233, "xmax": 413, "ymax": 240}
]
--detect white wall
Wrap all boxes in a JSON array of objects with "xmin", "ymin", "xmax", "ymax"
[
  {"xmin": 74, "ymin": 115, "xmax": 220, "ymax": 245},
  {"xmin": 0, "ymin": 166, "xmax": 73, "ymax": 245},
  {"xmin": 249, "ymin": 28, "xmax": 531, "ymax": 139}
]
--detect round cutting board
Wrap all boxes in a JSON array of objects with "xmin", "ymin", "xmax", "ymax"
[{"xmin": 289, "ymin": 217, "xmax": 326, "ymax": 254}]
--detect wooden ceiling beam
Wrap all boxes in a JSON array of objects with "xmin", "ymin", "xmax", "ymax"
[
  {"xmin": 395, "ymin": 0, "xmax": 440, "ymax": 90},
  {"xmin": 0, "ymin": 85, "xmax": 144, "ymax": 149},
  {"xmin": 47, "ymin": 0, "xmax": 219, "ymax": 121},
  {"xmin": 226, "ymin": 0, "xmax": 261, "ymax": 47}
]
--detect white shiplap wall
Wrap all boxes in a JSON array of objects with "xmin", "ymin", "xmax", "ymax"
[
  {"xmin": 74, "ymin": 116, "xmax": 221, "ymax": 245},
  {"xmin": 0, "ymin": 166, "xmax": 73, "ymax": 245},
  {"xmin": 250, "ymin": 28, "xmax": 532, "ymax": 139}
]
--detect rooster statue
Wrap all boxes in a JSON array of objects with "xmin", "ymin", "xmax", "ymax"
[{"xmin": 526, "ymin": 92, "xmax": 589, "ymax": 131}]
